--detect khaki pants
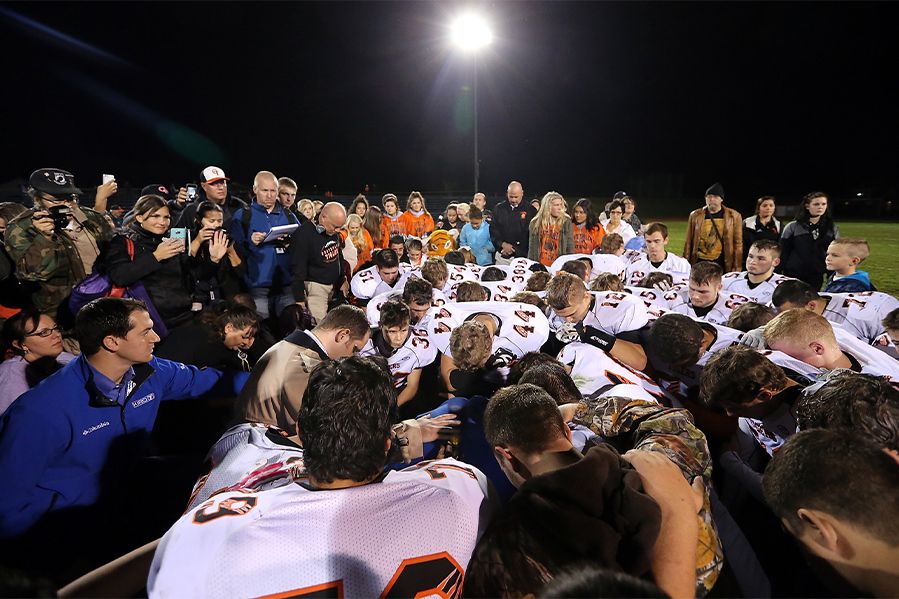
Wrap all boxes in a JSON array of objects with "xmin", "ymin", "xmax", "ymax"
[{"xmin": 305, "ymin": 281, "xmax": 333, "ymax": 324}]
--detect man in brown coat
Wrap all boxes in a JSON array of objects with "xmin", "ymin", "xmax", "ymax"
[
  {"xmin": 683, "ymin": 183, "xmax": 743, "ymax": 273},
  {"xmin": 236, "ymin": 305, "xmax": 371, "ymax": 433}
]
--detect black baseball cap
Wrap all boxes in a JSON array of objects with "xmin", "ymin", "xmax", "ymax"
[
  {"xmin": 141, "ymin": 184, "xmax": 172, "ymax": 201},
  {"xmin": 29, "ymin": 168, "xmax": 82, "ymax": 197}
]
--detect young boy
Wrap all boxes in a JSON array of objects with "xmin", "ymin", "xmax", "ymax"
[
  {"xmin": 823, "ymin": 238, "xmax": 875, "ymax": 293},
  {"xmin": 458, "ymin": 206, "xmax": 496, "ymax": 266}
]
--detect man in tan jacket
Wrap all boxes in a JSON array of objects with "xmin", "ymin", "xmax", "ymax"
[
  {"xmin": 237, "ymin": 305, "xmax": 371, "ymax": 433},
  {"xmin": 683, "ymin": 183, "xmax": 743, "ymax": 273}
]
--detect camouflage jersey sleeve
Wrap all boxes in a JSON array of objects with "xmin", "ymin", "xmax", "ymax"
[
  {"xmin": 574, "ymin": 395, "xmax": 724, "ymax": 597},
  {"xmin": 3, "ymin": 212, "xmax": 66, "ymax": 282}
]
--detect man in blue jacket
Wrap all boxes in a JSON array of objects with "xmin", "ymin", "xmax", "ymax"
[
  {"xmin": 229, "ymin": 170, "xmax": 298, "ymax": 319},
  {"xmin": 0, "ymin": 297, "xmax": 227, "ymax": 580}
]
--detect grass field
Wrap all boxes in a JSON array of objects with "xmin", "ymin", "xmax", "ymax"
[{"xmin": 659, "ymin": 220, "xmax": 899, "ymax": 297}]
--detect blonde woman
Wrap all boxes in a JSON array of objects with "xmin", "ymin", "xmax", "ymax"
[
  {"xmin": 296, "ymin": 198, "xmax": 315, "ymax": 223},
  {"xmin": 528, "ymin": 191, "xmax": 574, "ymax": 266},
  {"xmin": 341, "ymin": 214, "xmax": 373, "ymax": 271}
]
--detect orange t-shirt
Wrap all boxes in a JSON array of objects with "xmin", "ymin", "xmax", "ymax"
[
  {"xmin": 572, "ymin": 222, "xmax": 605, "ymax": 254},
  {"xmin": 538, "ymin": 222, "xmax": 563, "ymax": 266},
  {"xmin": 380, "ymin": 213, "xmax": 404, "ymax": 247},
  {"xmin": 398, "ymin": 211, "xmax": 435, "ymax": 239}
]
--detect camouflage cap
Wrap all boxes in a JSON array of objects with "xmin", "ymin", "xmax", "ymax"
[{"xmin": 29, "ymin": 168, "xmax": 82, "ymax": 197}]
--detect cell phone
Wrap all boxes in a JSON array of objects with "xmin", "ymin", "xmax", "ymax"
[
  {"xmin": 167, "ymin": 227, "xmax": 190, "ymax": 251},
  {"xmin": 102, "ymin": 174, "xmax": 115, "ymax": 185},
  {"xmin": 186, "ymin": 184, "xmax": 198, "ymax": 201}
]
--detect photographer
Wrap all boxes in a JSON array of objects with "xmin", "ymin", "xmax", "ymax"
[
  {"xmin": 4, "ymin": 168, "xmax": 113, "ymax": 316},
  {"xmin": 189, "ymin": 201, "xmax": 243, "ymax": 305},
  {"xmin": 102, "ymin": 194, "xmax": 210, "ymax": 331}
]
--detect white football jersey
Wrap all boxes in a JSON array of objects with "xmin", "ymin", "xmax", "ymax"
[
  {"xmin": 820, "ymin": 291, "xmax": 899, "ymax": 344},
  {"xmin": 832, "ymin": 326, "xmax": 899, "ymax": 380},
  {"xmin": 548, "ymin": 253, "xmax": 627, "ymax": 281},
  {"xmin": 721, "ymin": 271, "xmax": 792, "ymax": 305},
  {"xmin": 360, "ymin": 327, "xmax": 438, "ymax": 389},
  {"xmin": 625, "ymin": 252, "xmax": 692, "ymax": 287},
  {"xmin": 366, "ymin": 287, "xmax": 448, "ymax": 327},
  {"xmin": 549, "ymin": 291, "xmax": 650, "ymax": 335},
  {"xmin": 351, "ymin": 265, "xmax": 398, "ymax": 300},
  {"xmin": 482, "ymin": 263, "xmax": 530, "ymax": 287},
  {"xmin": 665, "ymin": 289, "xmax": 751, "ymax": 326},
  {"xmin": 625, "ymin": 286, "xmax": 672, "ymax": 312},
  {"xmin": 447, "ymin": 278, "xmax": 525, "ymax": 302},
  {"xmin": 187, "ymin": 423, "xmax": 305, "ymax": 511},
  {"xmin": 558, "ymin": 342, "xmax": 671, "ymax": 404},
  {"xmin": 509, "ymin": 257, "xmax": 539, "ymax": 271},
  {"xmin": 149, "ymin": 459, "xmax": 492, "ymax": 599},
  {"xmin": 428, "ymin": 301, "xmax": 550, "ymax": 359}
]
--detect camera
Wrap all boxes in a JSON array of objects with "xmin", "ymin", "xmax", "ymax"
[{"xmin": 47, "ymin": 205, "xmax": 72, "ymax": 230}]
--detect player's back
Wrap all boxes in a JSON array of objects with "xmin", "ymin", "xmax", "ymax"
[
  {"xmin": 822, "ymin": 291, "xmax": 899, "ymax": 343},
  {"xmin": 149, "ymin": 458, "xmax": 492, "ymax": 599}
]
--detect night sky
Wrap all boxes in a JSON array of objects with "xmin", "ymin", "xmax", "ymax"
[{"xmin": 2, "ymin": 2, "xmax": 897, "ymax": 214}]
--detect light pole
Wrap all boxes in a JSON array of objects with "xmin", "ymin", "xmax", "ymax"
[{"xmin": 450, "ymin": 13, "xmax": 492, "ymax": 193}]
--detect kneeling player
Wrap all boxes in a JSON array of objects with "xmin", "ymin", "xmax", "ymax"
[
  {"xmin": 763, "ymin": 309, "xmax": 899, "ymax": 380},
  {"xmin": 721, "ymin": 240, "xmax": 791, "ymax": 305},
  {"xmin": 150, "ymin": 357, "xmax": 493, "ymax": 598},
  {"xmin": 625, "ymin": 222, "xmax": 691, "ymax": 286},
  {"xmin": 665, "ymin": 261, "xmax": 750, "ymax": 325},
  {"xmin": 545, "ymin": 272, "xmax": 650, "ymax": 370},
  {"xmin": 360, "ymin": 300, "xmax": 437, "ymax": 406},
  {"xmin": 350, "ymin": 249, "xmax": 401, "ymax": 301}
]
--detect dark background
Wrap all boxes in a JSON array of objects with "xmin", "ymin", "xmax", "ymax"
[{"xmin": 2, "ymin": 1, "xmax": 897, "ymax": 215}]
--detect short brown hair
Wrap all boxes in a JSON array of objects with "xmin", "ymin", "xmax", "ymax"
[
  {"xmin": 590, "ymin": 272, "xmax": 623, "ymax": 292},
  {"xmin": 456, "ymin": 281, "xmax": 488, "ymax": 302},
  {"xmin": 378, "ymin": 300, "xmax": 411, "ymax": 329},
  {"xmin": 449, "ymin": 321, "xmax": 493, "ymax": 371},
  {"xmin": 545, "ymin": 272, "xmax": 587, "ymax": 311},
  {"xmin": 643, "ymin": 222, "xmax": 668, "ymax": 238},
  {"xmin": 525, "ymin": 271, "xmax": 551, "ymax": 292},
  {"xmin": 509, "ymin": 291, "xmax": 546, "ymax": 310},
  {"xmin": 829, "ymin": 237, "xmax": 870, "ymax": 262},
  {"xmin": 421, "ymin": 257, "xmax": 449, "ymax": 288},
  {"xmin": 764, "ymin": 308, "xmax": 836, "ymax": 348},
  {"xmin": 727, "ymin": 302, "xmax": 776, "ymax": 332},
  {"xmin": 750, "ymin": 239, "xmax": 781, "ymax": 257},
  {"xmin": 468, "ymin": 206, "xmax": 483, "ymax": 220},
  {"xmin": 316, "ymin": 305, "xmax": 370, "ymax": 339},
  {"xmin": 700, "ymin": 346, "xmax": 787, "ymax": 407},
  {"xmin": 599, "ymin": 233, "xmax": 623, "ymax": 254},
  {"xmin": 689, "ymin": 261, "xmax": 723, "ymax": 285},
  {"xmin": 483, "ymin": 383, "xmax": 568, "ymax": 454}
]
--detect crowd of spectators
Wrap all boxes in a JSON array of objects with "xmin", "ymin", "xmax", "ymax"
[{"xmin": 1, "ymin": 166, "xmax": 897, "ymax": 598}]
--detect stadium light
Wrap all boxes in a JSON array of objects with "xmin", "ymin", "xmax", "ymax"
[
  {"xmin": 450, "ymin": 13, "xmax": 493, "ymax": 52},
  {"xmin": 450, "ymin": 13, "xmax": 492, "ymax": 192}
]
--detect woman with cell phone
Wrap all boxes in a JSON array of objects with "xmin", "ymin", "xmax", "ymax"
[
  {"xmin": 101, "ymin": 194, "xmax": 221, "ymax": 332},
  {"xmin": 189, "ymin": 201, "xmax": 243, "ymax": 305}
]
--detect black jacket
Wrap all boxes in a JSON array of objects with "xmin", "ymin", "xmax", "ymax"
[
  {"xmin": 779, "ymin": 218, "xmax": 839, "ymax": 289},
  {"xmin": 489, "ymin": 200, "xmax": 538, "ymax": 258},
  {"xmin": 104, "ymin": 225, "xmax": 213, "ymax": 326},
  {"xmin": 288, "ymin": 221, "xmax": 345, "ymax": 301}
]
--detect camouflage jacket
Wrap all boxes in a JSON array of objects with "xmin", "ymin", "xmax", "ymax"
[
  {"xmin": 4, "ymin": 206, "xmax": 113, "ymax": 313},
  {"xmin": 574, "ymin": 394, "xmax": 724, "ymax": 597}
]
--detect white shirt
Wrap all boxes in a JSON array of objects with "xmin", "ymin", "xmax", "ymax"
[
  {"xmin": 558, "ymin": 342, "xmax": 673, "ymax": 403},
  {"xmin": 366, "ymin": 287, "xmax": 448, "ymax": 327},
  {"xmin": 721, "ymin": 271, "xmax": 792, "ymax": 305},
  {"xmin": 625, "ymin": 252, "xmax": 692, "ymax": 287},
  {"xmin": 820, "ymin": 292, "xmax": 899, "ymax": 344},
  {"xmin": 549, "ymin": 291, "xmax": 650, "ymax": 335},
  {"xmin": 603, "ymin": 221, "xmax": 636, "ymax": 243},
  {"xmin": 665, "ymin": 289, "xmax": 751, "ymax": 326},
  {"xmin": 359, "ymin": 326, "xmax": 438, "ymax": 389},
  {"xmin": 150, "ymin": 458, "xmax": 492, "ymax": 599},
  {"xmin": 350, "ymin": 265, "xmax": 399, "ymax": 300},
  {"xmin": 428, "ymin": 301, "xmax": 550, "ymax": 359}
]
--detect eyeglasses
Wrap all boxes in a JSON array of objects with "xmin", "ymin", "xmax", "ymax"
[{"xmin": 26, "ymin": 325, "xmax": 61, "ymax": 338}]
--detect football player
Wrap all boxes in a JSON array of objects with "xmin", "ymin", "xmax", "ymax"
[
  {"xmin": 763, "ymin": 308, "xmax": 899, "ymax": 380},
  {"xmin": 366, "ymin": 276, "xmax": 446, "ymax": 327},
  {"xmin": 720, "ymin": 240, "xmax": 792, "ymax": 305},
  {"xmin": 350, "ymin": 249, "xmax": 401, "ymax": 301},
  {"xmin": 771, "ymin": 279, "xmax": 899, "ymax": 345},
  {"xmin": 360, "ymin": 300, "xmax": 437, "ymax": 406},
  {"xmin": 150, "ymin": 357, "xmax": 492, "ymax": 598},
  {"xmin": 665, "ymin": 261, "xmax": 750, "ymax": 325},
  {"xmin": 624, "ymin": 222, "xmax": 691, "ymax": 286},
  {"xmin": 545, "ymin": 272, "xmax": 650, "ymax": 371},
  {"xmin": 428, "ymin": 301, "xmax": 550, "ymax": 394}
]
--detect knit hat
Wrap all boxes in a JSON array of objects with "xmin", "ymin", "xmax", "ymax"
[{"xmin": 705, "ymin": 182, "xmax": 725, "ymax": 199}]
